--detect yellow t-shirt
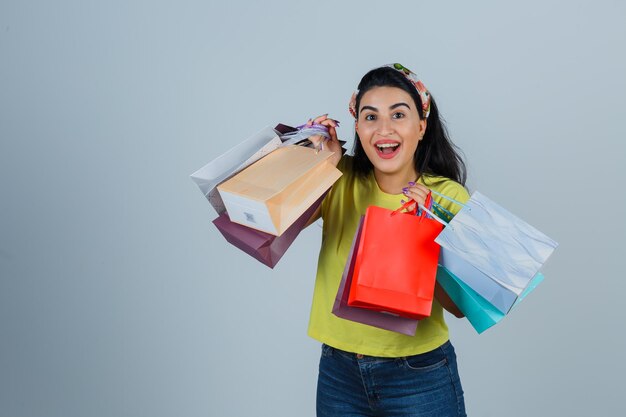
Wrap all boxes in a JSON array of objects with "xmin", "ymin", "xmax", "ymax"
[{"xmin": 307, "ymin": 155, "xmax": 470, "ymax": 357}]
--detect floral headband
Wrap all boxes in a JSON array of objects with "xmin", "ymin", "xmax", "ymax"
[{"xmin": 348, "ymin": 63, "xmax": 432, "ymax": 119}]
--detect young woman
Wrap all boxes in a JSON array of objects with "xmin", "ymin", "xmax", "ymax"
[{"xmin": 306, "ymin": 64, "xmax": 469, "ymax": 416}]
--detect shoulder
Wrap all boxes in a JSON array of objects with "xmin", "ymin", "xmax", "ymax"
[
  {"xmin": 422, "ymin": 175, "xmax": 468, "ymax": 200},
  {"xmin": 336, "ymin": 154, "xmax": 355, "ymax": 175},
  {"xmin": 421, "ymin": 174, "xmax": 469, "ymax": 217},
  {"xmin": 332, "ymin": 154, "xmax": 366, "ymax": 189},
  {"xmin": 321, "ymin": 155, "xmax": 356, "ymax": 217}
]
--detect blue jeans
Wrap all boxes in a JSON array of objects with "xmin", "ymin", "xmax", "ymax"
[{"xmin": 316, "ymin": 340, "xmax": 466, "ymax": 417}]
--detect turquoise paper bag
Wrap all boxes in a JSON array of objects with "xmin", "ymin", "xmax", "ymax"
[{"xmin": 436, "ymin": 267, "xmax": 544, "ymax": 334}]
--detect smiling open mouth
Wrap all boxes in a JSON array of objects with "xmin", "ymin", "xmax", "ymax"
[{"xmin": 376, "ymin": 143, "xmax": 400, "ymax": 155}]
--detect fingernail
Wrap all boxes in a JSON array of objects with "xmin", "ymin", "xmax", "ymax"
[{"xmin": 408, "ymin": 181, "xmax": 415, "ymax": 186}]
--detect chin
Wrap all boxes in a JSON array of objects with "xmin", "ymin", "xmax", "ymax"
[{"xmin": 370, "ymin": 159, "xmax": 407, "ymax": 175}]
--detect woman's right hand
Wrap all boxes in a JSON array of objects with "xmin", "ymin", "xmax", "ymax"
[{"xmin": 306, "ymin": 114, "xmax": 343, "ymax": 167}]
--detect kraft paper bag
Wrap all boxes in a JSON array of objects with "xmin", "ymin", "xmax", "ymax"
[
  {"xmin": 332, "ymin": 216, "xmax": 419, "ymax": 336},
  {"xmin": 436, "ymin": 266, "xmax": 544, "ymax": 334},
  {"xmin": 217, "ymin": 145, "xmax": 341, "ymax": 236},
  {"xmin": 212, "ymin": 193, "xmax": 325, "ymax": 268}
]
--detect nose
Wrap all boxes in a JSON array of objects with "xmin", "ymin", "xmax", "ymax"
[{"xmin": 376, "ymin": 116, "xmax": 394, "ymax": 136}]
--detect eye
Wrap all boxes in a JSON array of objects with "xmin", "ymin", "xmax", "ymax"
[
  {"xmin": 392, "ymin": 112, "xmax": 405, "ymax": 119},
  {"xmin": 364, "ymin": 114, "xmax": 376, "ymax": 121}
]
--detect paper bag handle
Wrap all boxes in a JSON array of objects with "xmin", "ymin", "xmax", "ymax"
[
  {"xmin": 416, "ymin": 204, "xmax": 449, "ymax": 227},
  {"xmin": 390, "ymin": 192, "xmax": 433, "ymax": 220},
  {"xmin": 390, "ymin": 189, "xmax": 468, "ymax": 229},
  {"xmin": 430, "ymin": 190, "xmax": 469, "ymax": 210},
  {"xmin": 423, "ymin": 189, "xmax": 471, "ymax": 229}
]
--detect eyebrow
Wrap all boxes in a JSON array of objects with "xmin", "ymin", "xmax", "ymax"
[
  {"xmin": 360, "ymin": 102, "xmax": 412, "ymax": 113},
  {"xmin": 390, "ymin": 102, "xmax": 411, "ymax": 110}
]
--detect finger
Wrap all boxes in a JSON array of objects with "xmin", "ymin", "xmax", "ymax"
[
  {"xmin": 313, "ymin": 114, "xmax": 329, "ymax": 124},
  {"xmin": 319, "ymin": 118, "xmax": 338, "ymax": 128},
  {"xmin": 407, "ymin": 183, "xmax": 428, "ymax": 192},
  {"xmin": 403, "ymin": 184, "xmax": 428, "ymax": 195},
  {"xmin": 327, "ymin": 125, "xmax": 339, "ymax": 142},
  {"xmin": 407, "ymin": 185, "xmax": 429, "ymax": 200},
  {"xmin": 400, "ymin": 199, "xmax": 416, "ymax": 211},
  {"xmin": 308, "ymin": 134, "xmax": 324, "ymax": 147},
  {"xmin": 402, "ymin": 188, "xmax": 428, "ymax": 205},
  {"xmin": 408, "ymin": 187, "xmax": 429, "ymax": 200}
]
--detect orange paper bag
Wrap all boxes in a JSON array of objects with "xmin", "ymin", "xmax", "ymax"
[
  {"xmin": 217, "ymin": 145, "xmax": 341, "ymax": 236},
  {"xmin": 348, "ymin": 195, "xmax": 443, "ymax": 320}
]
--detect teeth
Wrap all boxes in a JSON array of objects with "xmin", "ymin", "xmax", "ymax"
[{"xmin": 377, "ymin": 143, "xmax": 399, "ymax": 149}]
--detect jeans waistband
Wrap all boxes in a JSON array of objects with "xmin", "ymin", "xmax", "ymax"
[{"xmin": 324, "ymin": 340, "xmax": 451, "ymax": 361}]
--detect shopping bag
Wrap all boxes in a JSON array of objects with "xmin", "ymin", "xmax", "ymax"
[
  {"xmin": 436, "ymin": 266, "xmax": 544, "ymax": 334},
  {"xmin": 332, "ymin": 216, "xmax": 419, "ymax": 335},
  {"xmin": 433, "ymin": 190, "xmax": 558, "ymax": 306},
  {"xmin": 212, "ymin": 192, "xmax": 326, "ymax": 268},
  {"xmin": 217, "ymin": 145, "xmax": 342, "ymax": 236},
  {"xmin": 439, "ymin": 247, "xmax": 518, "ymax": 314},
  {"xmin": 190, "ymin": 126, "xmax": 283, "ymax": 214},
  {"xmin": 347, "ymin": 196, "xmax": 443, "ymax": 320}
]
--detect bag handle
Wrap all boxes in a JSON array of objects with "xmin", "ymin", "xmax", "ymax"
[
  {"xmin": 391, "ymin": 192, "xmax": 428, "ymax": 216},
  {"xmin": 391, "ymin": 192, "xmax": 434, "ymax": 220},
  {"xmin": 416, "ymin": 204, "xmax": 449, "ymax": 227},
  {"xmin": 391, "ymin": 189, "xmax": 468, "ymax": 229},
  {"xmin": 429, "ymin": 189, "xmax": 470, "ymax": 210},
  {"xmin": 279, "ymin": 123, "xmax": 331, "ymax": 148},
  {"xmin": 431, "ymin": 200, "xmax": 454, "ymax": 218}
]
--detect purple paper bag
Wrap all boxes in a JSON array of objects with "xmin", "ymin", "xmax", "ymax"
[
  {"xmin": 332, "ymin": 216, "xmax": 419, "ymax": 336},
  {"xmin": 213, "ymin": 193, "xmax": 325, "ymax": 268}
]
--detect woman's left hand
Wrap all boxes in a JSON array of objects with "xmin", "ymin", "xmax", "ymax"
[{"xmin": 401, "ymin": 182, "xmax": 430, "ymax": 211}]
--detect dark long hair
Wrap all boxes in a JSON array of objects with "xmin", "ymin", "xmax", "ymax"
[{"xmin": 352, "ymin": 66, "xmax": 467, "ymax": 185}]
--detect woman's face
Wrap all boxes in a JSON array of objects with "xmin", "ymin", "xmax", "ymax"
[{"xmin": 356, "ymin": 86, "xmax": 426, "ymax": 178}]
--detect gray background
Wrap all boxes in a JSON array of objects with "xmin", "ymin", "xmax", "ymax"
[{"xmin": 1, "ymin": 1, "xmax": 624, "ymax": 416}]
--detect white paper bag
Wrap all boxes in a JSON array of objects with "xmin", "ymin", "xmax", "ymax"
[
  {"xmin": 439, "ymin": 246, "xmax": 519, "ymax": 314},
  {"xmin": 190, "ymin": 126, "xmax": 282, "ymax": 214},
  {"xmin": 434, "ymin": 191, "xmax": 558, "ymax": 297}
]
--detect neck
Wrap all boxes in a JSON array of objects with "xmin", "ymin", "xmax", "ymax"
[{"xmin": 373, "ymin": 166, "xmax": 419, "ymax": 194}]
